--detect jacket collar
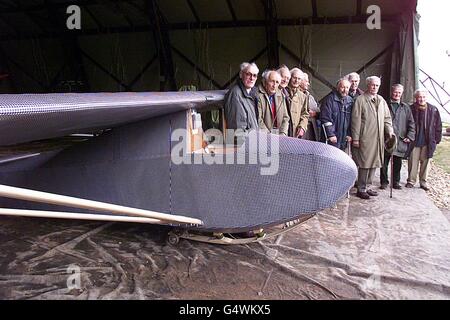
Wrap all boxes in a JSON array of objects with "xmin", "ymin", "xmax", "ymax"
[
  {"xmin": 332, "ymin": 91, "xmax": 352, "ymax": 103},
  {"xmin": 238, "ymin": 80, "xmax": 254, "ymax": 98},
  {"xmin": 286, "ymin": 86, "xmax": 298, "ymax": 97},
  {"xmin": 390, "ymin": 100, "xmax": 407, "ymax": 108},
  {"xmin": 259, "ymin": 84, "xmax": 283, "ymax": 103}
]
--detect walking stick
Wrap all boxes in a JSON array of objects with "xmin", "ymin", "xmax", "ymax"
[
  {"xmin": 346, "ymin": 141, "xmax": 351, "ymax": 198},
  {"xmin": 390, "ymin": 154, "xmax": 394, "ymax": 198}
]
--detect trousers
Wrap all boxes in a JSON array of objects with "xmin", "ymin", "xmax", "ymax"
[
  {"xmin": 407, "ymin": 146, "xmax": 430, "ymax": 186},
  {"xmin": 357, "ymin": 168, "xmax": 376, "ymax": 192},
  {"xmin": 380, "ymin": 151, "xmax": 403, "ymax": 185}
]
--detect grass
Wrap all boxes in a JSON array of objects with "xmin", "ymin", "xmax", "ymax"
[{"xmin": 434, "ymin": 134, "xmax": 450, "ymax": 174}]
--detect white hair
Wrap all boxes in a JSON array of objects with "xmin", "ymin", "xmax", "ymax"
[
  {"xmin": 346, "ymin": 72, "xmax": 360, "ymax": 81},
  {"xmin": 337, "ymin": 78, "xmax": 350, "ymax": 87},
  {"xmin": 260, "ymin": 69, "xmax": 270, "ymax": 84},
  {"xmin": 366, "ymin": 76, "xmax": 381, "ymax": 85},
  {"xmin": 239, "ymin": 62, "xmax": 259, "ymax": 79},
  {"xmin": 414, "ymin": 89, "xmax": 428, "ymax": 97},
  {"xmin": 392, "ymin": 83, "xmax": 404, "ymax": 90},
  {"xmin": 277, "ymin": 65, "xmax": 290, "ymax": 76},
  {"xmin": 263, "ymin": 70, "xmax": 281, "ymax": 82},
  {"xmin": 290, "ymin": 68, "xmax": 308, "ymax": 80},
  {"xmin": 289, "ymin": 67, "xmax": 303, "ymax": 78}
]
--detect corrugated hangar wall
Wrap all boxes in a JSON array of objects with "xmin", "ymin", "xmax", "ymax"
[{"xmin": 0, "ymin": 0, "xmax": 417, "ymax": 101}]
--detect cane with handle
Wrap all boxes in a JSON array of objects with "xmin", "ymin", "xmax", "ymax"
[
  {"xmin": 390, "ymin": 153, "xmax": 394, "ymax": 198},
  {"xmin": 346, "ymin": 141, "xmax": 351, "ymax": 198}
]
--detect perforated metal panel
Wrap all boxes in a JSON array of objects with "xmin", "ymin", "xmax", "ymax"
[
  {"xmin": 0, "ymin": 111, "xmax": 357, "ymax": 232},
  {"xmin": 0, "ymin": 91, "xmax": 225, "ymax": 146}
]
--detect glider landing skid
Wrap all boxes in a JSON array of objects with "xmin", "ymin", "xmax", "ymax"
[{"xmin": 167, "ymin": 213, "xmax": 316, "ymax": 245}]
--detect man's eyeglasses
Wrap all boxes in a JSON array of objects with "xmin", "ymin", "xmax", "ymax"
[{"xmin": 245, "ymin": 72, "xmax": 258, "ymax": 78}]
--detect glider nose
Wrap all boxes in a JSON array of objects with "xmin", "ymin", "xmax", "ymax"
[
  {"xmin": 171, "ymin": 131, "xmax": 357, "ymax": 231},
  {"xmin": 247, "ymin": 131, "xmax": 357, "ymax": 211}
]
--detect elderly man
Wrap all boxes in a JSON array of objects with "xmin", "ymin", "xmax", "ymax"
[
  {"xmin": 277, "ymin": 65, "xmax": 292, "ymax": 125},
  {"xmin": 380, "ymin": 84, "xmax": 416, "ymax": 190},
  {"xmin": 298, "ymin": 72, "xmax": 320, "ymax": 141},
  {"xmin": 352, "ymin": 76, "xmax": 394, "ymax": 199},
  {"xmin": 406, "ymin": 89, "xmax": 442, "ymax": 191},
  {"xmin": 320, "ymin": 78, "xmax": 353, "ymax": 150},
  {"xmin": 257, "ymin": 70, "xmax": 290, "ymax": 136},
  {"xmin": 223, "ymin": 62, "xmax": 259, "ymax": 132},
  {"xmin": 285, "ymin": 68, "xmax": 309, "ymax": 138},
  {"xmin": 346, "ymin": 72, "xmax": 364, "ymax": 100},
  {"xmin": 297, "ymin": 72, "xmax": 319, "ymax": 140},
  {"xmin": 277, "ymin": 65, "xmax": 291, "ymax": 93}
]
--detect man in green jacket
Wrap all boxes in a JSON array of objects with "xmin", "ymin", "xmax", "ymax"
[
  {"xmin": 223, "ymin": 62, "xmax": 259, "ymax": 132},
  {"xmin": 380, "ymin": 84, "xmax": 416, "ymax": 190}
]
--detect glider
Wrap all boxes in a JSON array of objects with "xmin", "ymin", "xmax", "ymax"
[{"xmin": 0, "ymin": 91, "xmax": 357, "ymax": 244}]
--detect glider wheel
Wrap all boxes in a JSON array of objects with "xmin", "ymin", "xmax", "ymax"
[{"xmin": 167, "ymin": 232, "xmax": 180, "ymax": 245}]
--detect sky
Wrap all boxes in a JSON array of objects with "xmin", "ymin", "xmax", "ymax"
[{"xmin": 416, "ymin": 0, "xmax": 450, "ymax": 121}]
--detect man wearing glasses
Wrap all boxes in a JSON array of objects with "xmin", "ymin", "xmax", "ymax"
[{"xmin": 223, "ymin": 62, "xmax": 260, "ymax": 132}]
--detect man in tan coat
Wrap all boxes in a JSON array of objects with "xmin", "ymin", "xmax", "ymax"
[
  {"xmin": 352, "ymin": 76, "xmax": 394, "ymax": 199},
  {"xmin": 286, "ymin": 68, "xmax": 309, "ymax": 138},
  {"xmin": 299, "ymin": 72, "xmax": 320, "ymax": 141},
  {"xmin": 257, "ymin": 70, "xmax": 290, "ymax": 136}
]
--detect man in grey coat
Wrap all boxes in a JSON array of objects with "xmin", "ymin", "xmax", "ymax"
[
  {"xmin": 223, "ymin": 62, "xmax": 259, "ymax": 132},
  {"xmin": 380, "ymin": 84, "xmax": 415, "ymax": 190},
  {"xmin": 352, "ymin": 76, "xmax": 394, "ymax": 199}
]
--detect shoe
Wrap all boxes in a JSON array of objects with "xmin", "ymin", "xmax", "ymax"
[
  {"xmin": 356, "ymin": 191, "xmax": 370, "ymax": 199},
  {"xmin": 393, "ymin": 183, "xmax": 402, "ymax": 190},
  {"xmin": 420, "ymin": 185, "xmax": 430, "ymax": 191},
  {"xmin": 380, "ymin": 184, "xmax": 388, "ymax": 190},
  {"xmin": 405, "ymin": 183, "xmax": 414, "ymax": 188},
  {"xmin": 367, "ymin": 189, "xmax": 379, "ymax": 196},
  {"xmin": 253, "ymin": 229, "xmax": 266, "ymax": 238}
]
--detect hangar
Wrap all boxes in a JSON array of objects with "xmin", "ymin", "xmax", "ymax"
[
  {"xmin": 0, "ymin": 0, "xmax": 418, "ymax": 101},
  {"xmin": 2, "ymin": 0, "xmax": 450, "ymax": 302}
]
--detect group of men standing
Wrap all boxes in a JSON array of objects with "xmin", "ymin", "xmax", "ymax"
[{"xmin": 224, "ymin": 62, "xmax": 443, "ymax": 200}]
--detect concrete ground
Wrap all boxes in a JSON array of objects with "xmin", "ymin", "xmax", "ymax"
[{"xmin": 0, "ymin": 179, "xmax": 449, "ymax": 299}]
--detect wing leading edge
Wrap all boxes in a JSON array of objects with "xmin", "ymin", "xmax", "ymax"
[{"xmin": 0, "ymin": 90, "xmax": 225, "ymax": 146}]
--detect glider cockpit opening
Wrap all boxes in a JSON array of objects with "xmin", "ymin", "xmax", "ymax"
[{"xmin": 189, "ymin": 106, "xmax": 240, "ymax": 156}]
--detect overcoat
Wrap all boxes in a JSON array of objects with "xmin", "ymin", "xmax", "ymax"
[
  {"xmin": 286, "ymin": 87, "xmax": 309, "ymax": 137},
  {"xmin": 223, "ymin": 80, "xmax": 258, "ymax": 131},
  {"xmin": 257, "ymin": 85, "xmax": 290, "ymax": 136},
  {"xmin": 351, "ymin": 93, "xmax": 393, "ymax": 168},
  {"xmin": 387, "ymin": 101, "xmax": 416, "ymax": 157},
  {"xmin": 320, "ymin": 91, "xmax": 353, "ymax": 150}
]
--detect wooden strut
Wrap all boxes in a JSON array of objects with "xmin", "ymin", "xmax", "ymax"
[
  {"xmin": 0, "ymin": 184, "xmax": 203, "ymax": 225},
  {"xmin": 0, "ymin": 208, "xmax": 165, "ymax": 225}
]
